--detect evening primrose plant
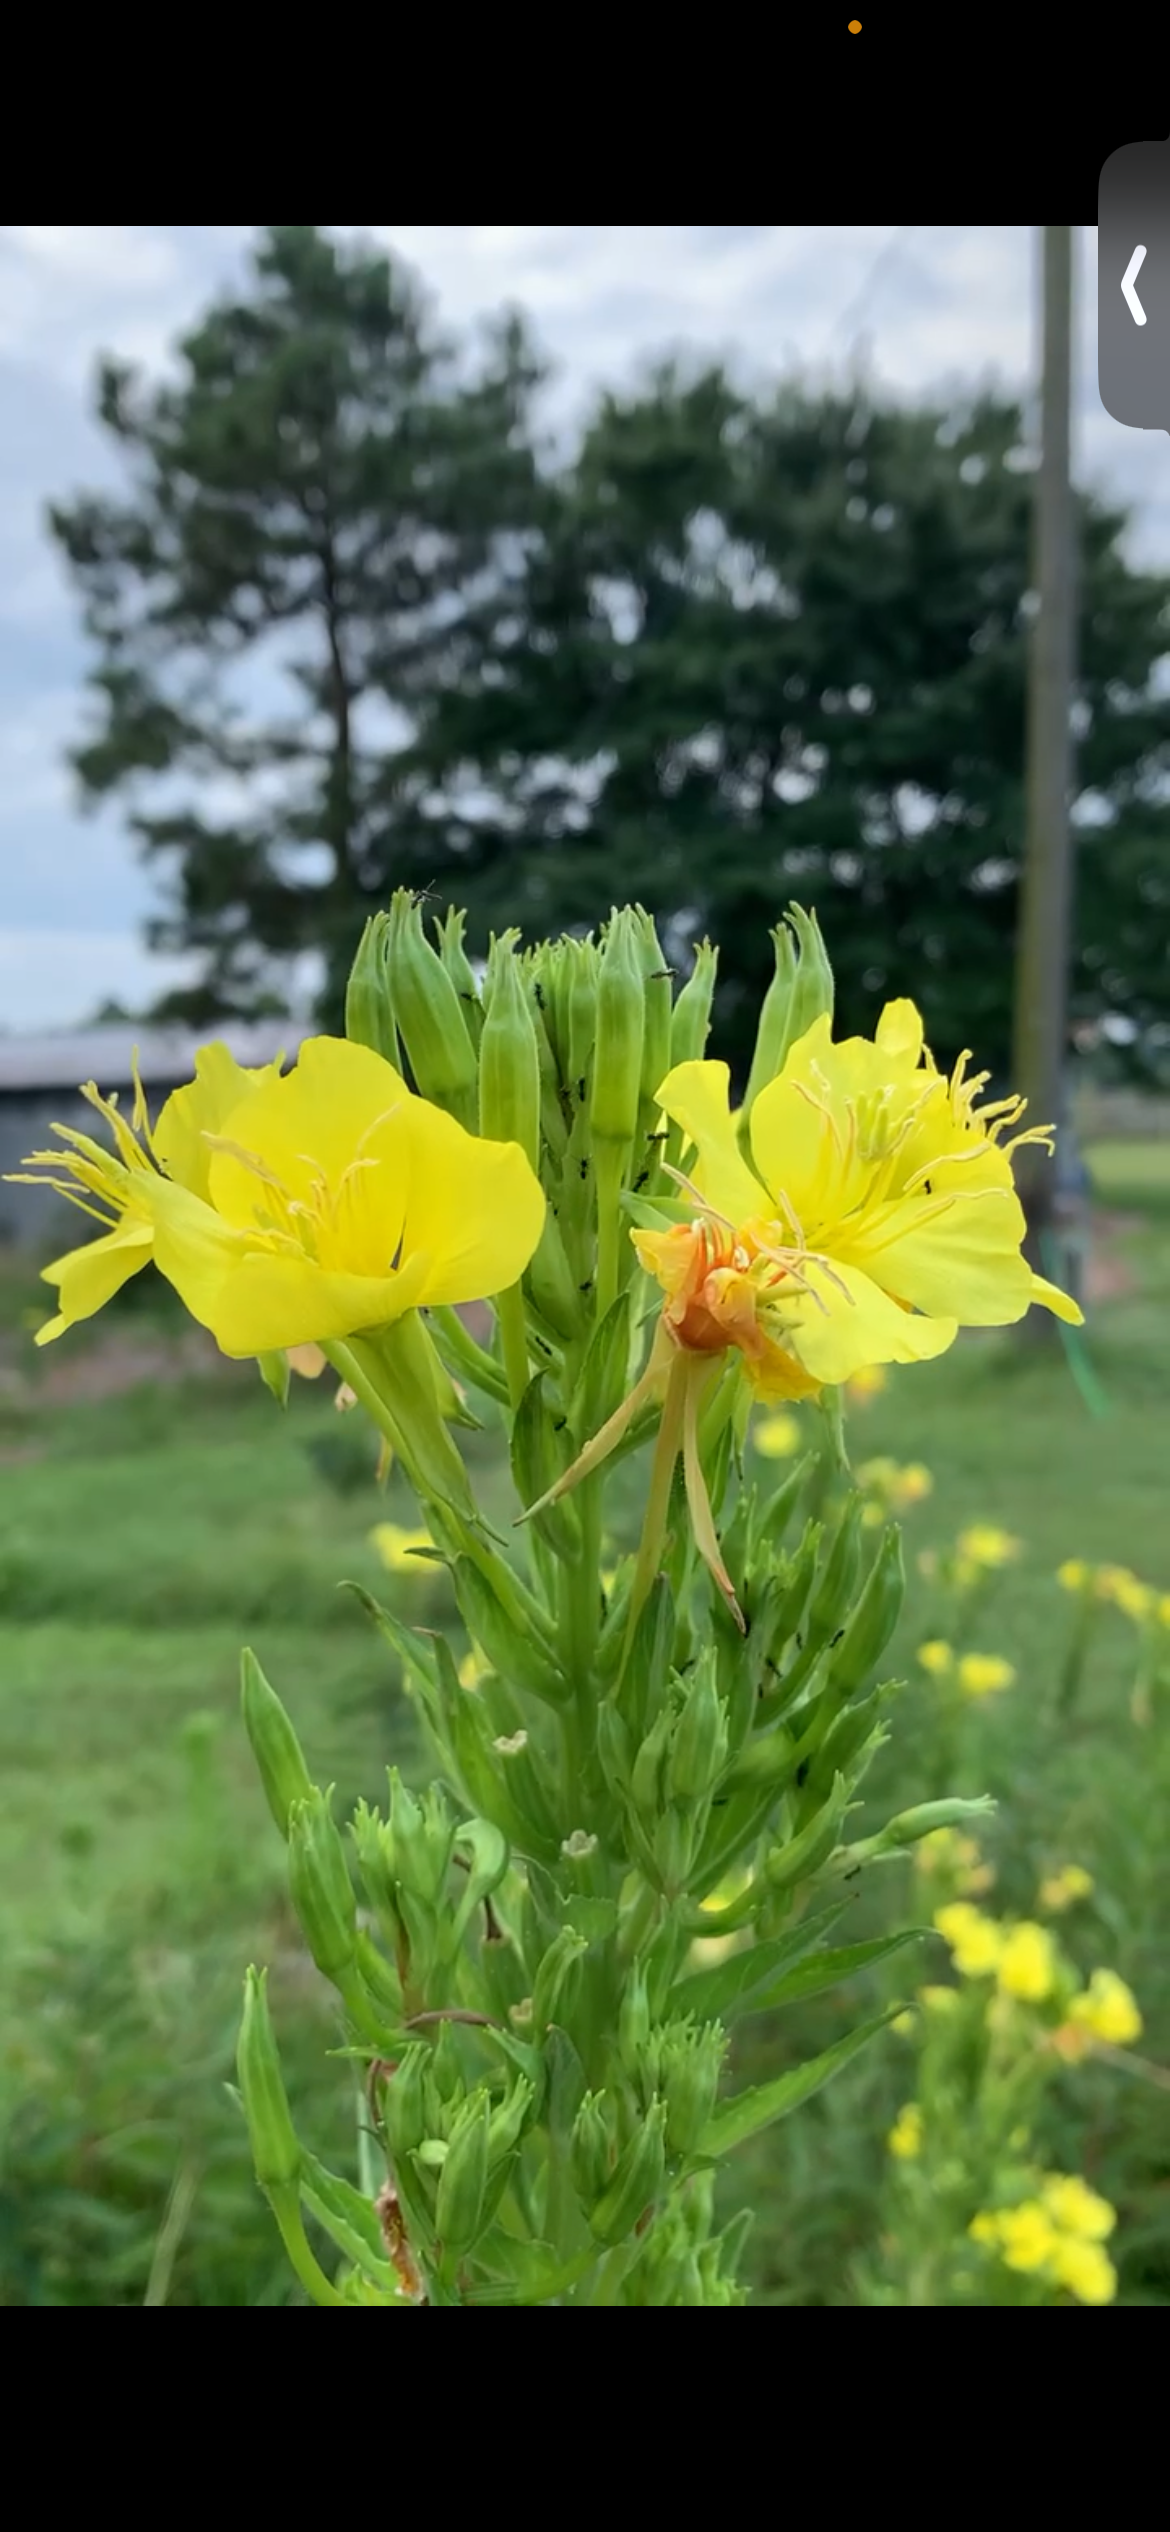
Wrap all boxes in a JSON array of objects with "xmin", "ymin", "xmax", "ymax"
[
  {"xmin": 9, "ymin": 900, "xmax": 1082, "ymax": 2309},
  {"xmin": 863, "ymin": 1833, "xmax": 1143, "ymax": 2306}
]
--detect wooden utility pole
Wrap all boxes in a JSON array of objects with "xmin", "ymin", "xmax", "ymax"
[{"xmin": 1012, "ymin": 225, "xmax": 1078, "ymax": 1331}]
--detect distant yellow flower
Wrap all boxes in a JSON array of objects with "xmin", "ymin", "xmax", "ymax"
[
  {"xmin": 917, "ymin": 1828, "xmax": 993, "ymax": 1894},
  {"xmin": 458, "ymin": 1644, "xmax": 491, "ymax": 1691},
  {"xmin": 996, "ymin": 2202, "xmax": 1060, "ymax": 2273},
  {"xmin": 1099, "ymin": 1566, "xmax": 1153, "ymax": 1622},
  {"xmin": 1053, "ymin": 1549, "xmax": 1094, "ymax": 1590},
  {"xmin": 956, "ymin": 1524, "xmax": 1021, "ymax": 1571},
  {"xmin": 846, "ymin": 1363, "xmax": 888, "ymax": 1403},
  {"xmin": 1041, "ymin": 2175, "xmax": 1115, "ymax": 2241},
  {"xmin": 1039, "ymin": 1865, "xmax": 1094, "ymax": 1914},
  {"xmin": 997, "ymin": 1921, "xmax": 1057, "ymax": 2003},
  {"xmin": 919, "ymin": 1984, "xmax": 959, "ymax": 2014},
  {"xmin": 917, "ymin": 1639, "xmax": 954, "ymax": 1678},
  {"xmin": 371, "ymin": 1523, "xmax": 435, "ymax": 1576},
  {"xmin": 858, "ymin": 1458, "xmax": 933, "ymax": 1524},
  {"xmin": 1049, "ymin": 2237, "xmax": 1117, "ymax": 2305},
  {"xmin": 1057, "ymin": 1559, "xmax": 1090, "ymax": 1593},
  {"xmin": 934, "ymin": 1902, "xmax": 1004, "ymax": 1978},
  {"xmin": 755, "ymin": 1411, "xmax": 801, "ymax": 1459},
  {"xmin": 1067, "ymin": 1968, "xmax": 1143, "ymax": 2049},
  {"xmin": 957, "ymin": 1652, "xmax": 1016, "ymax": 1699},
  {"xmin": 887, "ymin": 2103, "xmax": 924, "ymax": 2159}
]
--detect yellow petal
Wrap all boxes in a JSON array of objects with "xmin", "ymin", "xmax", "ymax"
[
  {"xmin": 652, "ymin": 1061, "xmax": 768, "ymax": 1224},
  {"xmin": 1029, "ymin": 1271, "xmax": 1084, "ymax": 1327},
  {"xmin": 209, "ymin": 1037, "xmax": 413, "ymax": 1260},
  {"xmin": 874, "ymin": 1000, "xmax": 926, "ymax": 1064},
  {"xmin": 395, "ymin": 1102, "xmax": 546, "ymax": 1306},
  {"xmin": 780, "ymin": 1259, "xmax": 957, "ymax": 1383},
  {"xmin": 154, "ymin": 1044, "xmax": 286, "ymax": 1201},
  {"xmin": 831, "ymin": 1186, "xmax": 1037, "ymax": 1324},
  {"xmin": 35, "ymin": 1217, "xmax": 155, "ymax": 1340}
]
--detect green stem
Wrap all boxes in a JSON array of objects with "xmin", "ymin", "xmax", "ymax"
[
  {"xmin": 495, "ymin": 1284, "xmax": 531, "ymax": 1413},
  {"xmin": 268, "ymin": 2184, "xmax": 346, "ymax": 2307}
]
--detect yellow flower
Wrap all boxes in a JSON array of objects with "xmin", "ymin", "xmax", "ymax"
[
  {"xmin": 636, "ymin": 1006, "xmax": 1081, "ymax": 1402},
  {"xmin": 1068, "ymin": 1968, "xmax": 1143, "ymax": 2048},
  {"xmin": 5, "ymin": 1041, "xmax": 284, "ymax": 1342},
  {"xmin": 846, "ymin": 1363, "xmax": 888, "ymax": 1403},
  {"xmin": 371, "ymin": 1523, "xmax": 435, "ymax": 1575},
  {"xmin": 917, "ymin": 1639, "xmax": 954, "ymax": 1678},
  {"xmin": 1039, "ymin": 1865, "xmax": 1094, "ymax": 1914},
  {"xmin": 955, "ymin": 1523, "xmax": 1022, "ymax": 1570},
  {"xmin": 859, "ymin": 1458, "xmax": 933, "ymax": 1523},
  {"xmin": 10, "ymin": 1036, "xmax": 546, "ymax": 1359},
  {"xmin": 458, "ymin": 1644, "xmax": 491, "ymax": 1691},
  {"xmin": 1098, "ymin": 1566, "xmax": 1153, "ymax": 1622},
  {"xmin": 934, "ymin": 1902, "xmax": 1004, "ymax": 1978},
  {"xmin": 996, "ymin": 2202, "xmax": 1061, "ymax": 2273},
  {"xmin": 1049, "ymin": 2237, "xmax": 1117, "ymax": 2305},
  {"xmin": 957, "ymin": 1652, "xmax": 1016, "ymax": 1699},
  {"xmin": 887, "ymin": 2103, "xmax": 924, "ymax": 2159},
  {"xmin": 997, "ymin": 1921, "xmax": 1057, "ymax": 2003},
  {"xmin": 919, "ymin": 1984, "xmax": 959, "ymax": 2014},
  {"xmin": 755, "ymin": 1411, "xmax": 801, "ymax": 1459},
  {"xmin": 1041, "ymin": 2175, "xmax": 1116, "ymax": 2241},
  {"xmin": 968, "ymin": 2211, "xmax": 1000, "ymax": 2248},
  {"xmin": 1057, "ymin": 1559, "xmax": 1090, "ymax": 1593}
]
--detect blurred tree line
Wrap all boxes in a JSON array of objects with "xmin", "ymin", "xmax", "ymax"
[{"xmin": 49, "ymin": 225, "xmax": 1170, "ymax": 1088}]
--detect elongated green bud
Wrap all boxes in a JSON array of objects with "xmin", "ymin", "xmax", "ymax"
[
  {"xmin": 487, "ymin": 2076, "xmax": 535, "ymax": 2168},
  {"xmin": 826, "ymin": 1527, "xmax": 905, "ymax": 1698},
  {"xmin": 532, "ymin": 1927, "xmax": 589, "ymax": 2035},
  {"xmin": 523, "ymin": 1210, "xmax": 585, "ymax": 1344},
  {"xmin": 877, "ymin": 1796, "xmax": 997, "ymax": 1850},
  {"xmin": 808, "ymin": 1492, "xmax": 865, "ymax": 1646},
  {"xmin": 571, "ymin": 2090, "xmax": 615, "ymax": 2207},
  {"xmin": 241, "ymin": 1649, "xmax": 314, "ymax": 1839},
  {"xmin": 630, "ymin": 1702, "xmax": 675, "ymax": 1823},
  {"xmin": 287, "ymin": 1789, "xmax": 357, "ymax": 1980},
  {"xmin": 435, "ymin": 2092, "xmax": 491, "ymax": 2254},
  {"xmin": 632, "ymin": 907, "xmax": 673, "ymax": 1110},
  {"xmin": 591, "ymin": 909, "xmax": 645, "ymax": 1145},
  {"xmin": 435, "ymin": 906, "xmax": 484, "ymax": 1050},
  {"xmin": 618, "ymin": 1964, "xmax": 651, "ymax": 2069},
  {"xmin": 237, "ymin": 1966, "xmax": 301, "ymax": 2189},
  {"xmin": 382, "ymin": 2045, "xmax": 430, "ymax": 2162},
  {"xmin": 449, "ymin": 1557, "xmax": 565, "ymax": 1707},
  {"xmin": 669, "ymin": 941, "xmax": 718, "ymax": 1070},
  {"xmin": 590, "ymin": 2098, "xmax": 667, "ymax": 2246},
  {"xmin": 479, "ymin": 929, "xmax": 541, "ymax": 1169},
  {"xmin": 386, "ymin": 889, "xmax": 478, "ymax": 1125},
  {"xmin": 565, "ymin": 937, "xmax": 599, "ymax": 1111},
  {"xmin": 345, "ymin": 913, "xmax": 401, "ymax": 1066},
  {"xmin": 765, "ymin": 1772, "xmax": 850, "ymax": 1893},
  {"xmin": 741, "ymin": 904, "xmax": 834, "ymax": 1122},
  {"xmin": 666, "ymin": 1658, "xmax": 729, "ymax": 1805}
]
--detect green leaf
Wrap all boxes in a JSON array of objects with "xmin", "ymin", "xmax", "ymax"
[
  {"xmin": 298, "ymin": 2150, "xmax": 400, "ymax": 2295},
  {"xmin": 673, "ymin": 1900, "xmax": 850, "ymax": 2020},
  {"xmin": 257, "ymin": 1350, "xmax": 290, "ymax": 1407},
  {"xmin": 740, "ymin": 1928, "xmax": 927, "ymax": 2017},
  {"xmin": 464, "ymin": 2234, "xmax": 598, "ymax": 2305},
  {"xmin": 698, "ymin": 2008, "xmax": 902, "ymax": 2158}
]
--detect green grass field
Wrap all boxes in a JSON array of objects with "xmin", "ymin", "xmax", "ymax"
[{"xmin": 1, "ymin": 1139, "xmax": 1167, "ymax": 2303}]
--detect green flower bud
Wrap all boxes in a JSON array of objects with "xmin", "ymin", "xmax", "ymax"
[
  {"xmin": 630, "ymin": 1702, "xmax": 675, "ymax": 1824},
  {"xmin": 591, "ymin": 909, "xmax": 645, "ymax": 1146},
  {"xmin": 435, "ymin": 2091, "xmax": 491, "ymax": 2255},
  {"xmin": 479, "ymin": 929, "xmax": 541, "ymax": 1170},
  {"xmin": 596, "ymin": 1699, "xmax": 633, "ymax": 1800},
  {"xmin": 652, "ymin": 1807, "xmax": 699, "ymax": 1892},
  {"xmin": 666, "ymin": 1657, "xmax": 729, "ymax": 1805},
  {"xmin": 571, "ymin": 2090, "xmax": 616, "ymax": 2207},
  {"xmin": 531, "ymin": 1927, "xmax": 589, "ymax": 2035},
  {"xmin": 765, "ymin": 1772, "xmax": 850, "ymax": 1894},
  {"xmin": 618, "ymin": 1964, "xmax": 652, "ymax": 2070},
  {"xmin": 386, "ymin": 1769, "xmax": 455, "ymax": 1908},
  {"xmin": 631, "ymin": 907, "xmax": 673, "ymax": 1110},
  {"xmin": 590, "ymin": 2098, "xmax": 667, "ymax": 2246},
  {"xmin": 287, "ymin": 1789, "xmax": 357, "ymax": 1981},
  {"xmin": 435, "ymin": 906, "xmax": 484, "ymax": 1050},
  {"xmin": 668, "ymin": 941, "xmax": 718, "ymax": 1070},
  {"xmin": 529, "ymin": 940, "xmax": 570, "ymax": 1078},
  {"xmin": 487, "ymin": 2076, "xmax": 535, "ymax": 2169},
  {"xmin": 450, "ymin": 1557, "xmax": 566, "ymax": 1707},
  {"xmin": 386, "ymin": 889, "xmax": 478, "ymax": 1126},
  {"xmin": 808, "ymin": 1492, "xmax": 865, "ymax": 1646},
  {"xmin": 660, "ymin": 2021, "xmax": 726, "ymax": 2159},
  {"xmin": 240, "ymin": 1649, "xmax": 314, "ymax": 1839},
  {"xmin": 344, "ymin": 912, "xmax": 401, "ymax": 1066},
  {"xmin": 382, "ymin": 2046, "xmax": 431, "ymax": 2162},
  {"xmin": 877, "ymin": 1796, "xmax": 997, "ymax": 1851},
  {"xmin": 741, "ymin": 904, "xmax": 834, "ymax": 1122},
  {"xmin": 526, "ymin": 952, "xmax": 570, "ymax": 1164},
  {"xmin": 565, "ymin": 937, "xmax": 599, "ymax": 1111},
  {"xmin": 237, "ymin": 1966, "xmax": 301, "ymax": 2189},
  {"xmin": 523, "ymin": 1210, "xmax": 586, "ymax": 1345},
  {"xmin": 826, "ymin": 1527, "xmax": 905, "ymax": 1698}
]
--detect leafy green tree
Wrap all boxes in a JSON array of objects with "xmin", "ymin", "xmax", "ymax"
[{"xmin": 49, "ymin": 224, "xmax": 547, "ymax": 1025}]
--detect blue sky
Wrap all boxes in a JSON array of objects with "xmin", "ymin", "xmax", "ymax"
[{"xmin": 0, "ymin": 223, "xmax": 1165, "ymax": 1032}]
